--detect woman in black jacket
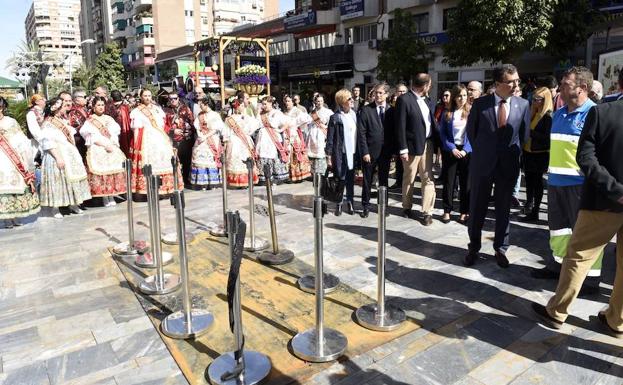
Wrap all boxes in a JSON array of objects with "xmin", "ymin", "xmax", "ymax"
[
  {"xmin": 522, "ymin": 87, "xmax": 553, "ymax": 221},
  {"xmin": 325, "ymin": 88, "xmax": 358, "ymax": 216}
]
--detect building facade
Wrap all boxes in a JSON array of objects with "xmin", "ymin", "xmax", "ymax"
[
  {"xmin": 79, "ymin": 0, "xmax": 114, "ymax": 67},
  {"xmin": 25, "ymin": 0, "xmax": 84, "ymax": 81},
  {"xmin": 196, "ymin": 0, "xmax": 623, "ymax": 105}
]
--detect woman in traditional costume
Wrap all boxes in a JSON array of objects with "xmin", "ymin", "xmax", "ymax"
[
  {"xmin": 256, "ymin": 96, "xmax": 293, "ymax": 184},
  {"xmin": 282, "ymin": 95, "xmax": 312, "ymax": 182},
  {"xmin": 222, "ymin": 100, "xmax": 259, "ymax": 188},
  {"xmin": 306, "ymin": 93, "xmax": 333, "ymax": 175},
  {"xmin": 39, "ymin": 98, "xmax": 91, "ymax": 218},
  {"xmin": 0, "ymin": 97, "xmax": 40, "ymax": 228},
  {"xmin": 80, "ymin": 96, "xmax": 127, "ymax": 206},
  {"xmin": 190, "ymin": 97, "xmax": 225, "ymax": 190},
  {"xmin": 129, "ymin": 89, "xmax": 182, "ymax": 199}
]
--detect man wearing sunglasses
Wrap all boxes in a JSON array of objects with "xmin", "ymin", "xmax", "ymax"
[
  {"xmin": 165, "ymin": 91, "xmax": 196, "ymax": 187},
  {"xmin": 464, "ymin": 64, "xmax": 530, "ymax": 269}
]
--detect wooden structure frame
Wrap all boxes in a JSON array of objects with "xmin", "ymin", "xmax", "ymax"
[{"xmin": 194, "ymin": 36, "xmax": 273, "ymax": 107}]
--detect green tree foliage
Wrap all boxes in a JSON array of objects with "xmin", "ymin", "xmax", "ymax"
[
  {"xmin": 6, "ymin": 100, "xmax": 29, "ymax": 134},
  {"xmin": 443, "ymin": 0, "xmax": 605, "ymax": 66},
  {"xmin": 93, "ymin": 43, "xmax": 125, "ymax": 91},
  {"xmin": 546, "ymin": 0, "xmax": 605, "ymax": 59},
  {"xmin": 443, "ymin": 0, "xmax": 556, "ymax": 66},
  {"xmin": 72, "ymin": 64, "xmax": 96, "ymax": 91},
  {"xmin": 377, "ymin": 8, "xmax": 431, "ymax": 83}
]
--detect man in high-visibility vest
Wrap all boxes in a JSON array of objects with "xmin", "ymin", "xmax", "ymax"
[{"xmin": 531, "ymin": 66, "xmax": 602, "ymax": 295}]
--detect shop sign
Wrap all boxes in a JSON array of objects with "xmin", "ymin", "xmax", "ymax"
[
  {"xmin": 284, "ymin": 10, "xmax": 316, "ymax": 31},
  {"xmin": 340, "ymin": 0, "xmax": 364, "ymax": 20}
]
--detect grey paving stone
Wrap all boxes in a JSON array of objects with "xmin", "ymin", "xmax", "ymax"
[
  {"xmin": 0, "ymin": 327, "xmax": 39, "ymax": 355},
  {"xmin": 1, "ymin": 361, "xmax": 49, "ymax": 385},
  {"xmin": 110, "ymin": 329, "xmax": 169, "ymax": 362},
  {"xmin": 46, "ymin": 343, "xmax": 120, "ymax": 385}
]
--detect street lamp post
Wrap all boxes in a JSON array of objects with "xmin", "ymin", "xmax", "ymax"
[{"xmin": 68, "ymin": 39, "xmax": 95, "ymax": 94}]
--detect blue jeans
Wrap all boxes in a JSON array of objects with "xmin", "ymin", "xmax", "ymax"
[{"xmin": 338, "ymin": 156, "xmax": 355, "ymax": 203}]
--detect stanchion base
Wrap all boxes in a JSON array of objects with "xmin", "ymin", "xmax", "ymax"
[
  {"xmin": 355, "ymin": 303, "xmax": 407, "ymax": 332},
  {"xmin": 112, "ymin": 240, "xmax": 149, "ymax": 256},
  {"xmin": 138, "ymin": 273, "xmax": 182, "ymax": 295},
  {"xmin": 297, "ymin": 274, "xmax": 340, "ymax": 294},
  {"xmin": 207, "ymin": 351, "xmax": 271, "ymax": 385},
  {"xmin": 135, "ymin": 251, "xmax": 173, "ymax": 268},
  {"xmin": 209, "ymin": 223, "xmax": 227, "ymax": 237},
  {"xmin": 257, "ymin": 249, "xmax": 294, "ymax": 265},
  {"xmin": 161, "ymin": 231, "xmax": 195, "ymax": 245},
  {"xmin": 161, "ymin": 309, "xmax": 214, "ymax": 339},
  {"xmin": 243, "ymin": 237, "xmax": 269, "ymax": 252},
  {"xmin": 291, "ymin": 327, "xmax": 348, "ymax": 363}
]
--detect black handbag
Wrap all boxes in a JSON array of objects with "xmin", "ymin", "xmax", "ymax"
[{"xmin": 321, "ymin": 170, "xmax": 344, "ymax": 203}]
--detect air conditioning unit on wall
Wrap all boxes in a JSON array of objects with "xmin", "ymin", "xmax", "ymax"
[{"xmin": 368, "ymin": 39, "xmax": 378, "ymax": 49}]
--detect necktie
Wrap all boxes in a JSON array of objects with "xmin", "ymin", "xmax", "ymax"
[
  {"xmin": 379, "ymin": 105, "xmax": 385, "ymax": 122},
  {"xmin": 498, "ymin": 100, "xmax": 507, "ymax": 128}
]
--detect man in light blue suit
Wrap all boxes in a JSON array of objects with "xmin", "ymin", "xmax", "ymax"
[{"xmin": 464, "ymin": 64, "xmax": 530, "ymax": 268}]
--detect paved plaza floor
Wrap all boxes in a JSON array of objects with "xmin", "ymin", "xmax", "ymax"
[{"xmin": 0, "ymin": 179, "xmax": 622, "ymax": 385}]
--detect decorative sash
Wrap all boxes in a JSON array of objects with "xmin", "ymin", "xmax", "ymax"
[
  {"xmin": 311, "ymin": 111, "xmax": 328, "ymax": 136},
  {"xmin": 88, "ymin": 116, "xmax": 112, "ymax": 139},
  {"xmin": 48, "ymin": 117, "xmax": 75, "ymax": 145},
  {"xmin": 199, "ymin": 113, "xmax": 222, "ymax": 168},
  {"xmin": 293, "ymin": 128, "xmax": 307, "ymax": 162},
  {"xmin": 0, "ymin": 133, "xmax": 36, "ymax": 193},
  {"xmin": 225, "ymin": 116, "xmax": 256, "ymax": 160},
  {"xmin": 137, "ymin": 105, "xmax": 164, "ymax": 134},
  {"xmin": 261, "ymin": 114, "xmax": 289, "ymax": 163}
]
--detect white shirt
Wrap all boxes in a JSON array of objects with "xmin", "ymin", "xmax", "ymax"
[
  {"xmin": 494, "ymin": 93, "xmax": 512, "ymax": 126},
  {"xmin": 26, "ymin": 108, "xmax": 44, "ymax": 144},
  {"xmin": 452, "ymin": 110, "xmax": 467, "ymax": 145},
  {"xmin": 340, "ymin": 109, "xmax": 357, "ymax": 170},
  {"xmin": 255, "ymin": 109, "xmax": 291, "ymax": 159},
  {"xmin": 414, "ymin": 91, "xmax": 432, "ymax": 138}
]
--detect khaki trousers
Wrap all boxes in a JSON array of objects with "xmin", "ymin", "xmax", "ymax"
[
  {"xmin": 547, "ymin": 210, "xmax": 623, "ymax": 331},
  {"xmin": 402, "ymin": 140, "xmax": 436, "ymax": 214}
]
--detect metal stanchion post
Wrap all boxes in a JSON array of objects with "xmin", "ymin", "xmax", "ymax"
[
  {"xmin": 161, "ymin": 189, "xmax": 214, "ymax": 338},
  {"xmin": 208, "ymin": 211, "xmax": 271, "ymax": 385},
  {"xmin": 243, "ymin": 158, "xmax": 268, "ymax": 252},
  {"xmin": 291, "ymin": 194, "xmax": 347, "ymax": 362},
  {"xmin": 355, "ymin": 186, "xmax": 406, "ymax": 331},
  {"xmin": 258, "ymin": 163, "xmax": 294, "ymax": 265},
  {"xmin": 298, "ymin": 173, "xmax": 339, "ymax": 294},
  {"xmin": 210, "ymin": 152, "xmax": 228, "ymax": 237},
  {"xmin": 162, "ymin": 157, "xmax": 195, "ymax": 245},
  {"xmin": 138, "ymin": 173, "xmax": 181, "ymax": 295},
  {"xmin": 113, "ymin": 159, "xmax": 149, "ymax": 256},
  {"xmin": 136, "ymin": 165, "xmax": 174, "ymax": 268}
]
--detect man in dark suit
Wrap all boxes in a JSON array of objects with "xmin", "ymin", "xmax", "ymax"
[
  {"xmin": 532, "ymin": 100, "xmax": 623, "ymax": 336},
  {"xmin": 396, "ymin": 73, "xmax": 439, "ymax": 226},
  {"xmin": 358, "ymin": 82, "xmax": 392, "ymax": 217},
  {"xmin": 464, "ymin": 64, "xmax": 530, "ymax": 268}
]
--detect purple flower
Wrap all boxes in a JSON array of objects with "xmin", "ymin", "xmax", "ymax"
[{"xmin": 233, "ymin": 74, "xmax": 270, "ymax": 85}]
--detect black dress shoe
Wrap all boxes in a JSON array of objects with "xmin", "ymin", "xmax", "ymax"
[
  {"xmin": 360, "ymin": 207, "xmax": 369, "ymax": 218},
  {"xmin": 494, "ymin": 250, "xmax": 509, "ymax": 268},
  {"xmin": 520, "ymin": 212, "xmax": 539, "ymax": 222},
  {"xmin": 531, "ymin": 268, "xmax": 559, "ymax": 280},
  {"xmin": 511, "ymin": 196, "xmax": 522, "ymax": 208},
  {"xmin": 346, "ymin": 201, "xmax": 354, "ymax": 215},
  {"xmin": 402, "ymin": 209, "xmax": 413, "ymax": 219},
  {"xmin": 422, "ymin": 214, "xmax": 433, "ymax": 226},
  {"xmin": 335, "ymin": 204, "xmax": 342, "ymax": 216},
  {"xmin": 463, "ymin": 251, "xmax": 478, "ymax": 266},
  {"xmin": 597, "ymin": 311, "xmax": 623, "ymax": 339},
  {"xmin": 531, "ymin": 302, "xmax": 563, "ymax": 330}
]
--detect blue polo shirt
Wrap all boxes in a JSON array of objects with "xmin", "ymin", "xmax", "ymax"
[{"xmin": 548, "ymin": 99, "xmax": 596, "ymax": 186}]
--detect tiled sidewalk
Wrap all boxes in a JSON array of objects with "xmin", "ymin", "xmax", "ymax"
[{"xmin": 0, "ymin": 180, "xmax": 621, "ymax": 385}]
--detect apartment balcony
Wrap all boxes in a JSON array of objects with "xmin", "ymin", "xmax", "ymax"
[
  {"xmin": 136, "ymin": 17, "xmax": 153, "ymax": 28},
  {"xmin": 135, "ymin": 33, "xmax": 155, "ymax": 48},
  {"xmin": 134, "ymin": 0, "xmax": 152, "ymax": 13},
  {"xmin": 130, "ymin": 57, "xmax": 154, "ymax": 69}
]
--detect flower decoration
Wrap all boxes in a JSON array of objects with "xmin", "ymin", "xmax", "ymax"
[{"xmin": 233, "ymin": 64, "xmax": 270, "ymax": 85}]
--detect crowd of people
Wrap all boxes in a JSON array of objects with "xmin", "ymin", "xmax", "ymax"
[{"xmin": 1, "ymin": 63, "xmax": 623, "ymax": 338}]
